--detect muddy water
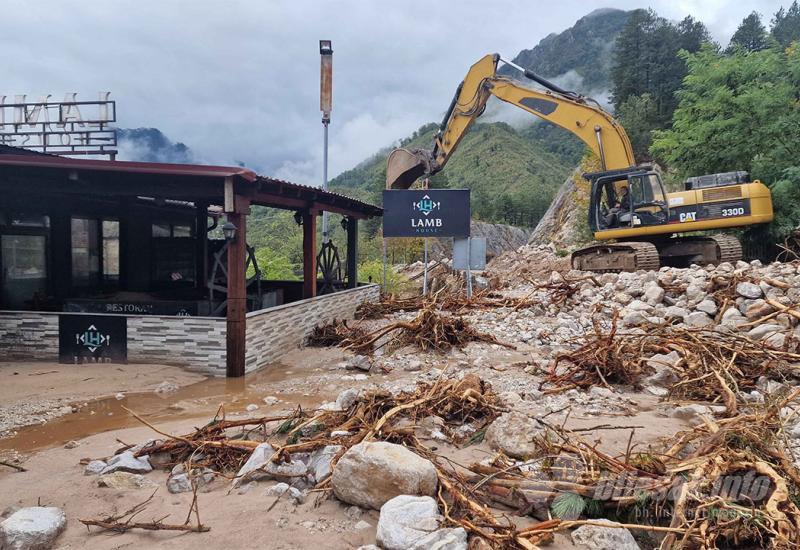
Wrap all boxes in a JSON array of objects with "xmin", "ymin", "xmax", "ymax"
[{"xmin": 0, "ymin": 362, "xmax": 321, "ymax": 454}]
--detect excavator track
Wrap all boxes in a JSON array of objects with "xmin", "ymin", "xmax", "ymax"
[
  {"xmin": 571, "ymin": 241, "xmax": 660, "ymax": 273},
  {"xmin": 710, "ymin": 234, "xmax": 743, "ymax": 264}
]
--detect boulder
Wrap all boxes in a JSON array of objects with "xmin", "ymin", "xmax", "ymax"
[
  {"xmin": 167, "ymin": 473, "xmax": 193, "ymax": 493},
  {"xmin": 643, "ymin": 284, "xmax": 665, "ymax": 305},
  {"xmin": 571, "ymin": 518, "xmax": 640, "ymax": 550},
  {"xmin": 100, "ymin": 451, "xmax": 152, "ymax": 475},
  {"xmin": 621, "ymin": 311, "xmax": 648, "ymax": 327},
  {"xmin": 0, "ymin": 507, "xmax": 66, "ymax": 550},
  {"xmin": 231, "ymin": 442, "xmax": 275, "ymax": 487},
  {"xmin": 745, "ymin": 299, "xmax": 775, "ymax": 320},
  {"xmin": 685, "ymin": 284, "xmax": 706, "ymax": 303},
  {"xmin": 643, "ymin": 351, "xmax": 681, "ymax": 387},
  {"xmin": 83, "ymin": 460, "xmax": 107, "ymax": 475},
  {"xmin": 97, "ymin": 471, "xmax": 157, "ymax": 490},
  {"xmin": 331, "ymin": 442, "xmax": 438, "ymax": 510},
  {"xmin": 736, "ymin": 282, "xmax": 763, "ymax": 299},
  {"xmin": 265, "ymin": 482, "xmax": 306, "ymax": 504},
  {"xmin": 485, "ymin": 412, "xmax": 544, "ymax": 459},
  {"xmin": 721, "ymin": 307, "xmax": 746, "ymax": 326},
  {"xmin": 663, "ymin": 306, "xmax": 689, "ymax": 320},
  {"xmin": 375, "ymin": 495, "xmax": 441, "ymax": 550},
  {"xmin": 408, "ymin": 527, "xmax": 468, "ymax": 550},
  {"xmin": 695, "ymin": 299, "xmax": 718, "ymax": 316},
  {"xmin": 747, "ymin": 324, "xmax": 784, "ymax": 341},
  {"xmin": 684, "ymin": 311, "xmax": 713, "ymax": 328},
  {"xmin": 308, "ymin": 445, "xmax": 342, "ymax": 483},
  {"xmin": 335, "ymin": 389, "xmax": 360, "ymax": 411},
  {"xmin": 346, "ymin": 355, "xmax": 372, "ymax": 371}
]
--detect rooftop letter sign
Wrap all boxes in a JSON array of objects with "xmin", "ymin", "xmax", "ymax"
[{"xmin": 0, "ymin": 93, "xmax": 117, "ymax": 157}]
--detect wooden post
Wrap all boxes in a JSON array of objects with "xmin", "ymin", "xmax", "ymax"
[
  {"xmin": 302, "ymin": 209, "xmax": 317, "ymax": 299},
  {"xmin": 346, "ymin": 216, "xmax": 358, "ymax": 289},
  {"xmin": 226, "ymin": 207, "xmax": 247, "ymax": 378}
]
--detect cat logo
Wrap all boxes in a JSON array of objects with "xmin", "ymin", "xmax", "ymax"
[{"xmin": 679, "ymin": 211, "xmax": 697, "ymax": 223}]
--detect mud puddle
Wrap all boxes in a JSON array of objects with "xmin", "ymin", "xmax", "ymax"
[{"xmin": 0, "ymin": 362, "xmax": 320, "ymax": 454}]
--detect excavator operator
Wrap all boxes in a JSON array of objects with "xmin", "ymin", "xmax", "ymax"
[{"xmin": 605, "ymin": 186, "xmax": 630, "ymax": 228}]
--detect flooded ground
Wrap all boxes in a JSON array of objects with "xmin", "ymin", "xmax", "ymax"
[{"xmin": 0, "ymin": 349, "xmax": 347, "ymax": 455}]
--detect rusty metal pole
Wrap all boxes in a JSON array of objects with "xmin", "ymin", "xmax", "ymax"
[{"xmin": 320, "ymin": 40, "xmax": 333, "ymax": 243}]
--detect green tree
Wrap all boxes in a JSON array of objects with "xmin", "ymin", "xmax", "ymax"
[
  {"xmin": 772, "ymin": 2, "xmax": 800, "ymax": 47},
  {"xmin": 650, "ymin": 44, "xmax": 800, "ymax": 177},
  {"xmin": 729, "ymin": 12, "xmax": 768, "ymax": 52},
  {"xmin": 616, "ymin": 93, "xmax": 659, "ymax": 160},
  {"xmin": 611, "ymin": 10, "xmax": 710, "ymax": 126}
]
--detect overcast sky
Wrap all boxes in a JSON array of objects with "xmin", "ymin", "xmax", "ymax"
[{"xmin": 4, "ymin": 0, "xmax": 785, "ymax": 185}]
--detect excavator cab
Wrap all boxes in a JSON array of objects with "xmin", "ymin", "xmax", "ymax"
[{"xmin": 589, "ymin": 168, "xmax": 669, "ymax": 232}]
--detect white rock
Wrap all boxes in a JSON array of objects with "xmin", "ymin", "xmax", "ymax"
[
  {"xmin": 695, "ymin": 299, "xmax": 718, "ymax": 316},
  {"xmin": 571, "ymin": 518, "xmax": 640, "ymax": 550},
  {"xmin": 115, "ymin": 392, "xmax": 125, "ymax": 400},
  {"xmin": 736, "ymin": 281, "xmax": 763, "ymax": 299},
  {"xmin": 0, "ymin": 507, "xmax": 66, "ymax": 550},
  {"xmin": 308, "ymin": 445, "xmax": 342, "ymax": 483},
  {"xmin": 346, "ymin": 355, "xmax": 372, "ymax": 371},
  {"xmin": 246, "ymin": 404, "xmax": 259, "ymax": 412},
  {"xmin": 335, "ymin": 388, "xmax": 360, "ymax": 410},
  {"xmin": 663, "ymin": 306, "xmax": 689, "ymax": 320},
  {"xmin": 262, "ymin": 396, "xmax": 279, "ymax": 406},
  {"xmin": 332, "ymin": 442, "xmax": 438, "ymax": 510},
  {"xmin": 747, "ymin": 324, "xmax": 783, "ymax": 341},
  {"xmin": 100, "ymin": 451, "xmax": 152, "ymax": 474},
  {"xmin": 232, "ymin": 442, "xmax": 275, "ymax": 487},
  {"xmin": 83, "ymin": 460, "xmax": 107, "ymax": 475},
  {"xmin": 167, "ymin": 473, "xmax": 193, "ymax": 493},
  {"xmin": 485, "ymin": 412, "xmax": 544, "ymax": 459},
  {"xmin": 405, "ymin": 360, "xmax": 423, "ymax": 371},
  {"xmin": 354, "ymin": 520, "xmax": 372, "ymax": 530},
  {"xmin": 685, "ymin": 284, "xmax": 706, "ymax": 303},
  {"xmin": 408, "ymin": 527, "xmax": 468, "ymax": 550},
  {"xmin": 621, "ymin": 311, "xmax": 648, "ymax": 326},
  {"xmin": 684, "ymin": 311, "xmax": 713, "ymax": 327},
  {"xmin": 643, "ymin": 284, "xmax": 665, "ymax": 305},
  {"xmin": 376, "ymin": 495, "xmax": 441, "ymax": 550},
  {"xmin": 265, "ymin": 482, "xmax": 306, "ymax": 504}
]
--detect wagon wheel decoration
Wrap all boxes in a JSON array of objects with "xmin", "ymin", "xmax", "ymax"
[
  {"xmin": 208, "ymin": 242, "xmax": 262, "ymax": 316},
  {"xmin": 317, "ymin": 240, "xmax": 342, "ymax": 295}
]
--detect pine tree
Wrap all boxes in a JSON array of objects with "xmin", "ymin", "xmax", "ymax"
[
  {"xmin": 772, "ymin": 2, "xmax": 800, "ymax": 46},
  {"xmin": 729, "ymin": 12, "xmax": 768, "ymax": 52}
]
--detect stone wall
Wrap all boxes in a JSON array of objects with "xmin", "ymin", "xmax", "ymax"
[
  {"xmin": 0, "ymin": 284, "xmax": 380, "ymax": 376},
  {"xmin": 245, "ymin": 284, "xmax": 380, "ymax": 374},
  {"xmin": 0, "ymin": 311, "xmax": 226, "ymax": 374}
]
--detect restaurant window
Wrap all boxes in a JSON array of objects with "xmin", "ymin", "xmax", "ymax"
[
  {"xmin": 71, "ymin": 217, "xmax": 120, "ymax": 287},
  {"xmin": 151, "ymin": 221, "xmax": 195, "ymax": 284}
]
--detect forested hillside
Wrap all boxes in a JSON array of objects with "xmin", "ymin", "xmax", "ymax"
[{"xmin": 331, "ymin": 8, "xmax": 633, "ymax": 230}]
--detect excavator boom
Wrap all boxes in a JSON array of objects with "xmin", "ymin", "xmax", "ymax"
[{"xmin": 386, "ymin": 54, "xmax": 635, "ymax": 189}]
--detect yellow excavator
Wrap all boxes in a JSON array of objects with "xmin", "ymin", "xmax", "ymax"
[{"xmin": 386, "ymin": 54, "xmax": 774, "ymax": 271}]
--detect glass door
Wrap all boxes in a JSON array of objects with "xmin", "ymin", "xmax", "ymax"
[{"xmin": 1, "ymin": 234, "xmax": 48, "ymax": 309}]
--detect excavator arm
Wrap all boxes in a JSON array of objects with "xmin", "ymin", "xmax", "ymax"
[{"xmin": 386, "ymin": 54, "xmax": 636, "ymax": 189}]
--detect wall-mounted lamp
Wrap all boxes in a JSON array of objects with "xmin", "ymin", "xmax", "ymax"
[
  {"xmin": 294, "ymin": 211, "xmax": 304, "ymax": 226},
  {"xmin": 222, "ymin": 222, "xmax": 237, "ymax": 241}
]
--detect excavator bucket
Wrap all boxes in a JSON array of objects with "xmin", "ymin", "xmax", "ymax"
[{"xmin": 385, "ymin": 148, "xmax": 433, "ymax": 189}]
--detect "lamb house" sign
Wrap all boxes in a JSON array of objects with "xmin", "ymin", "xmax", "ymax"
[
  {"xmin": 0, "ymin": 93, "xmax": 117, "ymax": 157},
  {"xmin": 382, "ymin": 189, "xmax": 471, "ymax": 238}
]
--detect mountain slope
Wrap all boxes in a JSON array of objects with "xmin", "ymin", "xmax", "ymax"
[
  {"xmin": 330, "ymin": 121, "xmax": 575, "ymax": 227},
  {"xmin": 502, "ymin": 8, "xmax": 631, "ymax": 92}
]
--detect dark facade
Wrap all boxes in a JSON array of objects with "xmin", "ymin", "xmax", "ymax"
[{"xmin": 0, "ymin": 151, "xmax": 381, "ymax": 376}]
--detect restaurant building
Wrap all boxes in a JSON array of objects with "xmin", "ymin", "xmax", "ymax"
[{"xmin": 0, "ymin": 146, "xmax": 381, "ymax": 376}]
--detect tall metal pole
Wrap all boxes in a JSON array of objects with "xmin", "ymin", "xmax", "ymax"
[
  {"xmin": 422, "ymin": 178, "xmax": 429, "ymax": 296},
  {"xmin": 320, "ymin": 40, "xmax": 333, "ymax": 243},
  {"xmin": 322, "ymin": 120, "xmax": 329, "ymax": 242}
]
